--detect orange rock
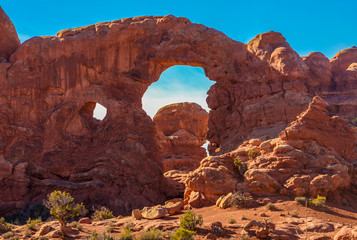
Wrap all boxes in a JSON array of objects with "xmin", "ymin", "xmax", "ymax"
[{"xmin": 185, "ymin": 97, "xmax": 357, "ymax": 205}]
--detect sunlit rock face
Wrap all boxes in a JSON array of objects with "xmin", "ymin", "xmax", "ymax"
[
  {"xmin": 0, "ymin": 7, "xmax": 356, "ymax": 215},
  {"xmin": 184, "ymin": 97, "xmax": 357, "ymax": 207},
  {"xmin": 154, "ymin": 102, "xmax": 208, "ymax": 197}
]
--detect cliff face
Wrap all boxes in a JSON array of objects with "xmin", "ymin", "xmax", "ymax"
[{"xmin": 0, "ymin": 8, "xmax": 356, "ymax": 214}]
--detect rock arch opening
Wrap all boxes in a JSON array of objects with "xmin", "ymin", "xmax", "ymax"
[
  {"xmin": 93, "ymin": 103, "xmax": 107, "ymax": 121},
  {"xmin": 79, "ymin": 101, "xmax": 107, "ymax": 123},
  {"xmin": 142, "ymin": 65, "xmax": 213, "ymax": 118},
  {"xmin": 142, "ymin": 65, "xmax": 214, "ymax": 198}
]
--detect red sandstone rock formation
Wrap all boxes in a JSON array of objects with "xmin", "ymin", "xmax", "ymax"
[
  {"xmin": 154, "ymin": 102, "xmax": 208, "ymax": 172},
  {"xmin": 154, "ymin": 102, "xmax": 208, "ymax": 197},
  {"xmin": 0, "ymin": 7, "xmax": 356, "ymax": 215},
  {"xmin": 185, "ymin": 97, "xmax": 357, "ymax": 207}
]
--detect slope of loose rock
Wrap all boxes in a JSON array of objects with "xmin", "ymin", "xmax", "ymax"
[{"xmin": 185, "ymin": 97, "xmax": 357, "ymax": 207}]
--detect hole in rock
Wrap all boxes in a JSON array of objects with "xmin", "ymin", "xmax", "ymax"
[
  {"xmin": 142, "ymin": 65, "xmax": 214, "ymax": 198},
  {"xmin": 142, "ymin": 65, "xmax": 213, "ymax": 118},
  {"xmin": 93, "ymin": 103, "xmax": 107, "ymax": 121}
]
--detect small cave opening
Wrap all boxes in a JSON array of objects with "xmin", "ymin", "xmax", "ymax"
[
  {"xmin": 142, "ymin": 65, "xmax": 214, "ymax": 199},
  {"xmin": 93, "ymin": 103, "xmax": 107, "ymax": 121},
  {"xmin": 77, "ymin": 102, "xmax": 107, "ymax": 130}
]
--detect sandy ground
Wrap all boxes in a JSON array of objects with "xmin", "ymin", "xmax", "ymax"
[{"xmin": 7, "ymin": 193, "xmax": 357, "ymax": 239}]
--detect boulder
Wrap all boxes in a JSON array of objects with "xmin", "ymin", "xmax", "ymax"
[
  {"xmin": 132, "ymin": 209, "xmax": 142, "ymax": 220},
  {"xmin": 141, "ymin": 205, "xmax": 167, "ymax": 220},
  {"xmin": 78, "ymin": 217, "xmax": 92, "ymax": 224}
]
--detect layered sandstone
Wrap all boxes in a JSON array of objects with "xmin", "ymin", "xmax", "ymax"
[
  {"xmin": 185, "ymin": 97, "xmax": 357, "ymax": 207},
  {"xmin": 0, "ymin": 7, "xmax": 356, "ymax": 215}
]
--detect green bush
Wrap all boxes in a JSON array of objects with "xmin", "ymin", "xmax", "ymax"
[
  {"xmin": 309, "ymin": 195, "xmax": 326, "ymax": 208},
  {"xmin": 93, "ymin": 206, "xmax": 114, "ymax": 221},
  {"xmin": 44, "ymin": 190, "xmax": 87, "ymax": 237},
  {"xmin": 179, "ymin": 210, "xmax": 203, "ymax": 231},
  {"xmin": 247, "ymin": 150, "xmax": 257, "ymax": 160},
  {"xmin": 172, "ymin": 228, "xmax": 195, "ymax": 240},
  {"xmin": 118, "ymin": 226, "xmax": 135, "ymax": 240},
  {"xmin": 233, "ymin": 158, "xmax": 247, "ymax": 176},
  {"xmin": 26, "ymin": 218, "xmax": 42, "ymax": 231},
  {"xmin": 140, "ymin": 227, "xmax": 162, "ymax": 240},
  {"xmin": 350, "ymin": 116, "xmax": 357, "ymax": 126},
  {"xmin": 0, "ymin": 218, "xmax": 12, "ymax": 233}
]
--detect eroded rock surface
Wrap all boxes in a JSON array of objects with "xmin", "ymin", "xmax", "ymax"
[
  {"xmin": 185, "ymin": 97, "xmax": 357, "ymax": 207},
  {"xmin": 0, "ymin": 8, "xmax": 356, "ymax": 215},
  {"xmin": 154, "ymin": 102, "xmax": 208, "ymax": 172},
  {"xmin": 154, "ymin": 102, "xmax": 208, "ymax": 197}
]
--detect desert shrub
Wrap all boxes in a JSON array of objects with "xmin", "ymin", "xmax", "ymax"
[
  {"xmin": 233, "ymin": 158, "xmax": 247, "ymax": 176},
  {"xmin": 350, "ymin": 116, "xmax": 357, "ymax": 126},
  {"xmin": 172, "ymin": 228, "xmax": 195, "ymax": 240},
  {"xmin": 179, "ymin": 210, "xmax": 203, "ymax": 231},
  {"xmin": 0, "ymin": 218, "xmax": 12, "ymax": 233},
  {"xmin": 289, "ymin": 210, "xmax": 298, "ymax": 217},
  {"xmin": 26, "ymin": 218, "xmax": 42, "ymax": 231},
  {"xmin": 265, "ymin": 203, "xmax": 275, "ymax": 211},
  {"xmin": 1, "ymin": 231, "xmax": 14, "ymax": 239},
  {"xmin": 118, "ymin": 226, "xmax": 135, "ymax": 240},
  {"xmin": 162, "ymin": 229, "xmax": 177, "ymax": 239},
  {"xmin": 93, "ymin": 206, "xmax": 114, "ymax": 221},
  {"xmin": 140, "ymin": 227, "xmax": 162, "ymax": 240},
  {"xmin": 38, "ymin": 236, "xmax": 48, "ymax": 240},
  {"xmin": 106, "ymin": 222, "xmax": 114, "ymax": 233},
  {"xmin": 230, "ymin": 192, "xmax": 255, "ymax": 208},
  {"xmin": 87, "ymin": 231, "xmax": 115, "ymax": 240},
  {"xmin": 247, "ymin": 150, "xmax": 257, "ymax": 159},
  {"xmin": 25, "ymin": 228, "xmax": 32, "ymax": 237},
  {"xmin": 44, "ymin": 190, "xmax": 87, "ymax": 237},
  {"xmin": 295, "ymin": 197, "xmax": 307, "ymax": 206},
  {"xmin": 240, "ymin": 234, "xmax": 250, "ymax": 240},
  {"xmin": 70, "ymin": 221, "xmax": 83, "ymax": 230},
  {"xmin": 228, "ymin": 216, "xmax": 236, "ymax": 224},
  {"xmin": 309, "ymin": 195, "xmax": 326, "ymax": 208}
]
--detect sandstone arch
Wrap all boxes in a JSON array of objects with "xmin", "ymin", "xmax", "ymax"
[{"xmin": 0, "ymin": 10, "xmax": 356, "ymax": 215}]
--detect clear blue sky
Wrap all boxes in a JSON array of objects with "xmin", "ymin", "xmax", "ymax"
[{"xmin": 2, "ymin": 0, "xmax": 356, "ymax": 117}]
